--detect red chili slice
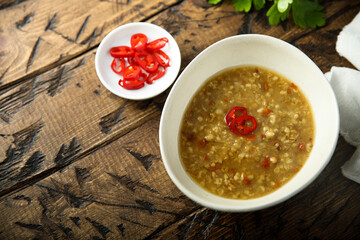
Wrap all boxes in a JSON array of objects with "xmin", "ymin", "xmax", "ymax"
[
  {"xmin": 119, "ymin": 72, "xmax": 147, "ymax": 90},
  {"xmin": 147, "ymin": 66, "xmax": 166, "ymax": 84},
  {"xmin": 110, "ymin": 46, "xmax": 134, "ymax": 58},
  {"xmin": 123, "ymin": 64, "xmax": 141, "ymax": 81},
  {"xmin": 138, "ymin": 72, "xmax": 148, "ymax": 82},
  {"xmin": 261, "ymin": 157, "xmax": 270, "ymax": 169},
  {"xmin": 135, "ymin": 51, "xmax": 159, "ymax": 73},
  {"xmin": 243, "ymin": 174, "xmax": 252, "ymax": 185},
  {"xmin": 110, "ymin": 33, "xmax": 170, "ymax": 90},
  {"xmin": 131, "ymin": 33, "xmax": 148, "ymax": 51},
  {"xmin": 146, "ymin": 37, "xmax": 169, "ymax": 50},
  {"xmin": 229, "ymin": 115, "xmax": 257, "ymax": 136},
  {"xmin": 153, "ymin": 49, "xmax": 170, "ymax": 67},
  {"xmin": 225, "ymin": 107, "xmax": 248, "ymax": 126},
  {"xmin": 111, "ymin": 58, "xmax": 125, "ymax": 74},
  {"xmin": 127, "ymin": 56, "xmax": 138, "ymax": 66}
]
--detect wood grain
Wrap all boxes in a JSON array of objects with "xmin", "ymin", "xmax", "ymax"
[
  {"xmin": 0, "ymin": 0, "xmax": 360, "ymax": 239},
  {"xmin": 0, "ymin": 118, "xmax": 198, "ymax": 239},
  {"xmin": 148, "ymin": 138, "xmax": 359, "ymax": 240},
  {"xmin": 0, "ymin": 48, "xmax": 167, "ymax": 195},
  {"xmin": 0, "ymin": 0, "xmax": 181, "ymax": 85}
]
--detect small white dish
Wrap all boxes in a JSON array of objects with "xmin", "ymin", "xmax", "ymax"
[
  {"xmin": 95, "ymin": 22, "xmax": 181, "ymax": 100},
  {"xmin": 159, "ymin": 34, "xmax": 339, "ymax": 212}
]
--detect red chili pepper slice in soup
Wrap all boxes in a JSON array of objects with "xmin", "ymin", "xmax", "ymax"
[
  {"xmin": 225, "ymin": 106, "xmax": 248, "ymax": 126},
  {"xmin": 135, "ymin": 51, "xmax": 159, "ymax": 72},
  {"xmin": 261, "ymin": 157, "xmax": 270, "ymax": 169},
  {"xmin": 130, "ymin": 33, "xmax": 148, "ymax": 51},
  {"xmin": 229, "ymin": 115, "xmax": 257, "ymax": 136},
  {"xmin": 110, "ymin": 46, "xmax": 134, "ymax": 58},
  {"xmin": 146, "ymin": 37, "xmax": 169, "ymax": 50}
]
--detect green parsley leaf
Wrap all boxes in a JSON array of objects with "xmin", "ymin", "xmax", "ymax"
[
  {"xmin": 266, "ymin": 1, "xmax": 290, "ymax": 26},
  {"xmin": 253, "ymin": 0, "xmax": 266, "ymax": 10},
  {"xmin": 206, "ymin": 0, "xmax": 326, "ymax": 29},
  {"xmin": 292, "ymin": 0, "xmax": 326, "ymax": 29},
  {"xmin": 277, "ymin": 0, "xmax": 292, "ymax": 13},
  {"xmin": 208, "ymin": 0, "xmax": 223, "ymax": 4},
  {"xmin": 232, "ymin": 0, "xmax": 252, "ymax": 12}
]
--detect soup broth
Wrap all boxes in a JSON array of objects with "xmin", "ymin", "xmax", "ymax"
[{"xmin": 179, "ymin": 66, "xmax": 314, "ymax": 199}]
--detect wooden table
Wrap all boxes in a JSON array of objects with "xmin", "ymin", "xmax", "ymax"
[{"xmin": 0, "ymin": 0, "xmax": 359, "ymax": 239}]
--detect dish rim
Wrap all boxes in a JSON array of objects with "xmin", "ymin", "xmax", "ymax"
[{"xmin": 159, "ymin": 34, "xmax": 339, "ymax": 212}]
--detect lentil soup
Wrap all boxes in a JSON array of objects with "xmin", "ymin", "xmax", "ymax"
[{"xmin": 179, "ymin": 66, "xmax": 314, "ymax": 199}]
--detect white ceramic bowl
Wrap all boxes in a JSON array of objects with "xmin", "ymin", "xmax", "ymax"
[
  {"xmin": 159, "ymin": 34, "xmax": 339, "ymax": 212},
  {"xmin": 95, "ymin": 22, "xmax": 181, "ymax": 100}
]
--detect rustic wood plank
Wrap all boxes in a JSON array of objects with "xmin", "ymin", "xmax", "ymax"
[
  {"xmin": 0, "ymin": 0, "xmax": 181, "ymax": 85},
  {"xmin": 0, "ymin": 0, "xmax": 360, "ymax": 239},
  {"xmin": 0, "ymin": 118, "xmax": 199, "ymax": 239},
  {"xmin": 0, "ymin": 48, "xmax": 166, "ymax": 195},
  {"xmin": 0, "ymin": 0, "xmax": 28, "ymax": 10},
  {"xmin": 0, "ymin": 115, "xmax": 358, "ymax": 238},
  {"xmin": 290, "ymin": 1, "xmax": 360, "ymax": 72},
  {"xmin": 151, "ymin": 0, "xmax": 359, "ymax": 73},
  {"xmin": 0, "ymin": 0, "xmax": 248, "ymax": 197},
  {"xmin": 146, "ymin": 138, "xmax": 359, "ymax": 240},
  {"xmin": 0, "ymin": 127, "xmax": 358, "ymax": 239},
  {"xmin": 0, "ymin": 0, "xmax": 358, "ymax": 209},
  {"xmin": 0, "ymin": 0, "xmax": 260, "ymax": 197}
]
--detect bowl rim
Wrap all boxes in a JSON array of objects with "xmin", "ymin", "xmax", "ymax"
[{"xmin": 159, "ymin": 34, "xmax": 339, "ymax": 212}]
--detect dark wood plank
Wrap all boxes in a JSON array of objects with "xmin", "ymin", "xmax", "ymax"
[
  {"xmin": 147, "ymin": 138, "xmax": 359, "ymax": 240},
  {"xmin": 0, "ymin": 0, "xmax": 28, "ymax": 10},
  {"xmin": 0, "ymin": 0, "xmax": 359, "ymax": 239},
  {"xmin": 0, "ymin": 0, "xmax": 181, "ymax": 85},
  {"xmin": 0, "ymin": 118, "xmax": 198, "ymax": 239},
  {"xmin": 0, "ymin": 48, "xmax": 164, "ymax": 195}
]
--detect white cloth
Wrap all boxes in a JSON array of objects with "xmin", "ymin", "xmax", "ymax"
[
  {"xmin": 325, "ymin": 67, "xmax": 360, "ymax": 146},
  {"xmin": 336, "ymin": 12, "xmax": 360, "ymax": 70},
  {"xmin": 325, "ymin": 12, "xmax": 360, "ymax": 183}
]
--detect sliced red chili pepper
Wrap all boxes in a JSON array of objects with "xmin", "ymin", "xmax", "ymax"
[
  {"xmin": 119, "ymin": 72, "xmax": 147, "ymax": 90},
  {"xmin": 110, "ymin": 46, "xmax": 134, "ymax": 58},
  {"xmin": 186, "ymin": 132, "xmax": 195, "ymax": 141},
  {"xmin": 123, "ymin": 64, "xmax": 141, "ymax": 81},
  {"xmin": 262, "ymin": 108, "xmax": 272, "ymax": 116},
  {"xmin": 111, "ymin": 58, "xmax": 125, "ymax": 74},
  {"xmin": 137, "ymin": 72, "xmax": 148, "ymax": 82},
  {"xmin": 110, "ymin": 33, "xmax": 170, "ymax": 90},
  {"xmin": 198, "ymin": 138, "xmax": 207, "ymax": 148},
  {"xmin": 131, "ymin": 33, "xmax": 148, "ymax": 51},
  {"xmin": 225, "ymin": 107, "xmax": 248, "ymax": 126},
  {"xmin": 153, "ymin": 49, "xmax": 170, "ymax": 67},
  {"xmin": 291, "ymin": 82, "xmax": 298, "ymax": 89},
  {"xmin": 245, "ymin": 134, "xmax": 257, "ymax": 141},
  {"xmin": 229, "ymin": 115, "xmax": 257, "ymax": 136},
  {"xmin": 119, "ymin": 80, "xmax": 145, "ymax": 90},
  {"xmin": 146, "ymin": 37, "xmax": 168, "ymax": 50},
  {"xmin": 243, "ymin": 174, "xmax": 252, "ymax": 185},
  {"xmin": 261, "ymin": 157, "xmax": 270, "ymax": 169},
  {"xmin": 147, "ymin": 66, "xmax": 166, "ymax": 84},
  {"xmin": 127, "ymin": 56, "xmax": 138, "ymax": 66},
  {"xmin": 135, "ymin": 51, "xmax": 159, "ymax": 72},
  {"xmin": 275, "ymin": 181, "xmax": 281, "ymax": 187}
]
